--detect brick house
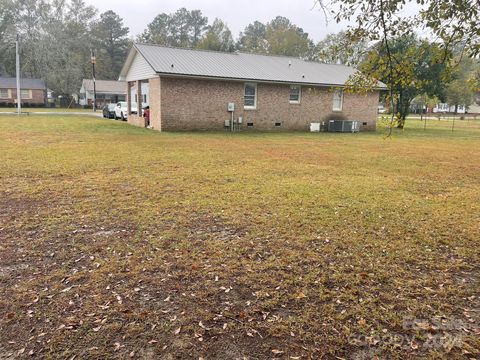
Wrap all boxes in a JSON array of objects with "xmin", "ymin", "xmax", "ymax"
[
  {"xmin": 0, "ymin": 77, "xmax": 46, "ymax": 106},
  {"xmin": 79, "ymin": 79, "xmax": 126, "ymax": 108},
  {"xmin": 119, "ymin": 44, "xmax": 383, "ymax": 131}
]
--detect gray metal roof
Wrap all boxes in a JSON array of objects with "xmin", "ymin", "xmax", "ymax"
[
  {"xmin": 0, "ymin": 77, "xmax": 45, "ymax": 90},
  {"xmin": 81, "ymin": 79, "xmax": 126, "ymax": 94},
  {"xmin": 132, "ymin": 43, "xmax": 377, "ymax": 87}
]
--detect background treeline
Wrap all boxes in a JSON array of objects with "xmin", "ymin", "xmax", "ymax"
[
  {"xmin": 0, "ymin": 1, "xmax": 370, "ymax": 96},
  {"xmin": 0, "ymin": 0, "xmax": 478, "ymax": 115}
]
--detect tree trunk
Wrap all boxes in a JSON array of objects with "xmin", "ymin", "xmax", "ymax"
[{"xmin": 396, "ymin": 94, "xmax": 411, "ymax": 129}]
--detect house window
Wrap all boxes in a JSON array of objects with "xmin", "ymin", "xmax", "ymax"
[
  {"xmin": 21, "ymin": 89, "xmax": 31, "ymax": 99},
  {"xmin": 244, "ymin": 83, "xmax": 257, "ymax": 109},
  {"xmin": 247, "ymin": 122, "xmax": 254, "ymax": 127},
  {"xmin": 289, "ymin": 85, "xmax": 301, "ymax": 103},
  {"xmin": 143, "ymin": 94, "xmax": 147, "ymax": 103},
  {"xmin": 275, "ymin": 122, "xmax": 282, "ymax": 127},
  {"xmin": 0, "ymin": 89, "xmax": 8, "ymax": 98},
  {"xmin": 332, "ymin": 90, "xmax": 343, "ymax": 111}
]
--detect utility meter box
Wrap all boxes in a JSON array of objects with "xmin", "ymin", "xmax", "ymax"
[
  {"xmin": 310, "ymin": 122, "xmax": 321, "ymax": 132},
  {"xmin": 238, "ymin": 116, "xmax": 243, "ymax": 124},
  {"xmin": 227, "ymin": 102, "xmax": 235, "ymax": 112}
]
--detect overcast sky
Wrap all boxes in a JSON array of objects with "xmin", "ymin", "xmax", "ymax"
[{"xmin": 84, "ymin": 0, "xmax": 348, "ymax": 42}]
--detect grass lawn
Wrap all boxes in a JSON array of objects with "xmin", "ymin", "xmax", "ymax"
[
  {"xmin": 0, "ymin": 107, "xmax": 94, "ymax": 113},
  {"xmin": 0, "ymin": 116, "xmax": 479, "ymax": 359}
]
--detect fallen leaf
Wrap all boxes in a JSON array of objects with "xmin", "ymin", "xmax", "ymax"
[
  {"xmin": 414, "ymin": 322, "xmax": 431, "ymax": 330},
  {"xmin": 239, "ymin": 311, "xmax": 247, "ymax": 319},
  {"xmin": 295, "ymin": 292, "xmax": 307, "ymax": 300},
  {"xmin": 272, "ymin": 349, "xmax": 284, "ymax": 355},
  {"xmin": 174, "ymin": 327, "xmax": 181, "ymax": 335}
]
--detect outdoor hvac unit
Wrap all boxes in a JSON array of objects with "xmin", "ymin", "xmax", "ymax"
[{"xmin": 328, "ymin": 120, "xmax": 360, "ymax": 133}]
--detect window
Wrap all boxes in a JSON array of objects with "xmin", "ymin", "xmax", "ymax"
[
  {"xmin": 0, "ymin": 89, "xmax": 8, "ymax": 98},
  {"xmin": 275, "ymin": 122, "xmax": 282, "ymax": 127},
  {"xmin": 143, "ymin": 94, "xmax": 147, "ymax": 103},
  {"xmin": 438, "ymin": 103, "xmax": 448, "ymax": 111},
  {"xmin": 244, "ymin": 83, "xmax": 257, "ymax": 109},
  {"xmin": 289, "ymin": 85, "xmax": 301, "ymax": 103},
  {"xmin": 20, "ymin": 89, "xmax": 31, "ymax": 99},
  {"xmin": 332, "ymin": 90, "xmax": 343, "ymax": 111},
  {"xmin": 247, "ymin": 122, "xmax": 254, "ymax": 127}
]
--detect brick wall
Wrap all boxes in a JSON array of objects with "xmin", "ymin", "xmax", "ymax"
[
  {"xmin": 149, "ymin": 77, "xmax": 161, "ymax": 130},
  {"xmin": 128, "ymin": 114, "xmax": 145, "ymax": 127},
  {"xmin": 161, "ymin": 77, "xmax": 243, "ymax": 131},
  {"xmin": 160, "ymin": 77, "xmax": 379, "ymax": 131},
  {"xmin": 0, "ymin": 89, "xmax": 45, "ymax": 105}
]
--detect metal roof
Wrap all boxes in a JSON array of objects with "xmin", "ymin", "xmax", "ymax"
[
  {"xmin": 81, "ymin": 79, "xmax": 126, "ymax": 94},
  {"xmin": 128, "ymin": 43, "xmax": 382, "ymax": 87},
  {"xmin": 0, "ymin": 77, "xmax": 45, "ymax": 90}
]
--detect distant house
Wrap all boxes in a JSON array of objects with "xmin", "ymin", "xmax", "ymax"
[
  {"xmin": 431, "ymin": 92, "xmax": 480, "ymax": 114},
  {"xmin": 0, "ymin": 77, "xmax": 46, "ymax": 106},
  {"xmin": 119, "ymin": 44, "xmax": 384, "ymax": 131},
  {"xmin": 470, "ymin": 93, "xmax": 480, "ymax": 114},
  {"xmin": 79, "ymin": 79, "xmax": 126, "ymax": 107},
  {"xmin": 433, "ymin": 103, "xmax": 467, "ymax": 114}
]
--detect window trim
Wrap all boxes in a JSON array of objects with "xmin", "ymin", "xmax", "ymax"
[
  {"xmin": 244, "ymin": 82, "xmax": 257, "ymax": 110},
  {"xmin": 20, "ymin": 89, "xmax": 32, "ymax": 100},
  {"xmin": 289, "ymin": 85, "xmax": 301, "ymax": 104},
  {"xmin": 0, "ymin": 89, "xmax": 9, "ymax": 99},
  {"xmin": 332, "ymin": 89, "xmax": 344, "ymax": 111}
]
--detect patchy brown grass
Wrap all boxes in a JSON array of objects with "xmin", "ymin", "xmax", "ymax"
[{"xmin": 0, "ymin": 115, "xmax": 479, "ymax": 359}]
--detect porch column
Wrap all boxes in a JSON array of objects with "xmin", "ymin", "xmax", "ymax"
[
  {"xmin": 136, "ymin": 80, "xmax": 144, "ymax": 127},
  {"xmin": 127, "ymin": 81, "xmax": 132, "ymax": 115},
  {"xmin": 149, "ymin": 77, "xmax": 161, "ymax": 131}
]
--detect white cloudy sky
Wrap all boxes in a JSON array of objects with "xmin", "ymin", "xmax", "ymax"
[{"xmin": 84, "ymin": 0, "xmax": 349, "ymax": 42}]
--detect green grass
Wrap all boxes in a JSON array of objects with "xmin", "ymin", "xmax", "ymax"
[
  {"xmin": 0, "ymin": 107, "xmax": 93, "ymax": 113},
  {"xmin": 0, "ymin": 116, "xmax": 479, "ymax": 359}
]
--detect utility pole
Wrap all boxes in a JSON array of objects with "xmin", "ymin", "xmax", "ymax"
[
  {"xmin": 91, "ymin": 49, "xmax": 96, "ymax": 112},
  {"xmin": 16, "ymin": 34, "xmax": 21, "ymax": 115}
]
